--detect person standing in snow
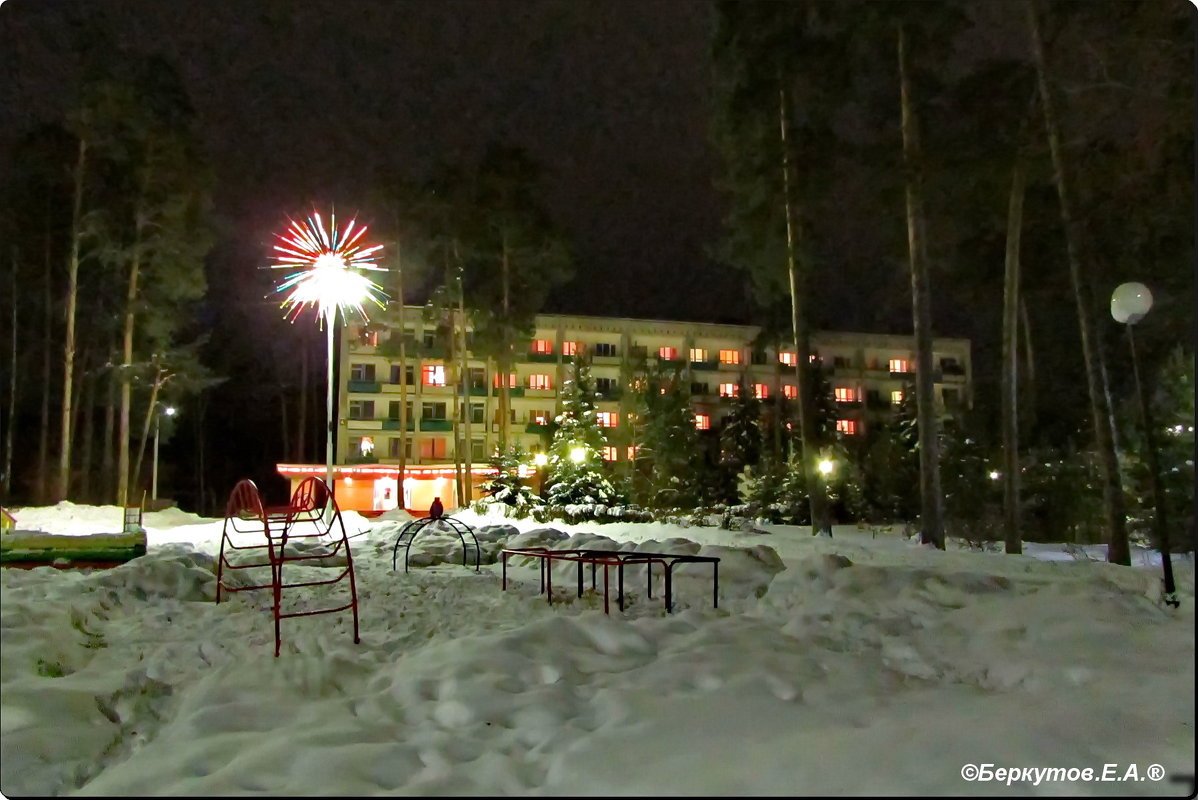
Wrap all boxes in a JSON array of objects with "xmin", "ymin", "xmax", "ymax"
[{"xmin": 428, "ymin": 497, "xmax": 444, "ymax": 519}]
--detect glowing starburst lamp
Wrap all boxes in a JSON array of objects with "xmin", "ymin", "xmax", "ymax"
[{"xmin": 271, "ymin": 211, "xmax": 387, "ymax": 504}]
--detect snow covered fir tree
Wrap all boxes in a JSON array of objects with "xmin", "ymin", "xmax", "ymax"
[
  {"xmin": 544, "ymin": 355, "xmax": 620, "ymax": 506},
  {"xmin": 474, "ymin": 446, "xmax": 542, "ymax": 516}
]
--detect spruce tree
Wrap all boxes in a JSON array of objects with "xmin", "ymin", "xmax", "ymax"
[
  {"xmin": 545, "ymin": 356, "xmax": 619, "ymax": 506},
  {"xmin": 720, "ymin": 378, "xmax": 761, "ymax": 471},
  {"xmin": 635, "ymin": 366, "xmax": 702, "ymax": 509},
  {"xmin": 477, "ymin": 446, "xmax": 542, "ymax": 515}
]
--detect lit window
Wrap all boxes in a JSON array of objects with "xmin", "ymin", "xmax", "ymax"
[
  {"xmin": 719, "ymin": 383, "xmax": 739, "ymax": 398},
  {"xmin": 493, "ymin": 372, "xmax": 517, "ymax": 388},
  {"xmin": 754, "ymin": 383, "xmax": 769, "ymax": 400},
  {"xmin": 361, "ymin": 329, "xmax": 378, "ymax": 347},
  {"xmin": 783, "ymin": 384, "xmax": 797, "ymax": 399},
  {"xmin": 658, "ymin": 346, "xmax": 677, "ymax": 360},
  {"xmin": 562, "ymin": 341, "xmax": 579, "ymax": 356},
  {"xmin": 531, "ymin": 339, "xmax": 553, "ymax": 355},
  {"xmin": 529, "ymin": 409, "xmax": 553, "ymax": 425},
  {"xmin": 695, "ymin": 414, "xmax": 711, "ymax": 430},
  {"xmin": 891, "ymin": 390, "xmax": 904, "ymax": 404},
  {"xmin": 809, "ymin": 353, "xmax": 820, "ymax": 363},
  {"xmin": 602, "ymin": 446, "xmax": 617, "ymax": 462},
  {"xmin": 420, "ymin": 437, "xmax": 448, "ymax": 459},
  {"xmin": 889, "ymin": 358, "xmax": 910, "ymax": 373},
  {"xmin": 596, "ymin": 411, "xmax": 618, "ymax": 428},
  {"xmin": 359, "ymin": 436, "xmax": 374, "ymax": 456},
  {"xmin": 719, "ymin": 349, "xmax": 741, "ymax": 365},
  {"xmin": 836, "ymin": 419, "xmax": 858, "ymax": 435},
  {"xmin": 690, "ymin": 347, "xmax": 708, "ymax": 362},
  {"xmin": 529, "ymin": 374, "xmax": 553, "ymax": 390},
  {"xmin": 627, "ymin": 445, "xmax": 640, "ymax": 459},
  {"xmin": 422, "ymin": 365, "xmax": 445, "ymax": 387},
  {"xmin": 834, "ymin": 387, "xmax": 857, "ymax": 403},
  {"xmin": 779, "ymin": 352, "xmax": 796, "ymax": 366}
]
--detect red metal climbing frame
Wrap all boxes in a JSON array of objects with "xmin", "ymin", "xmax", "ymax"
[{"xmin": 216, "ymin": 477, "xmax": 361, "ymax": 656}]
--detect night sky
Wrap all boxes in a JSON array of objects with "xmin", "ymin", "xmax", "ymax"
[{"xmin": 2, "ymin": 0, "xmax": 759, "ymax": 324}]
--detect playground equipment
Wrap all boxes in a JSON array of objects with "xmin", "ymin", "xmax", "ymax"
[
  {"xmin": 216, "ymin": 477, "xmax": 360, "ymax": 656},
  {"xmin": 391, "ymin": 510, "xmax": 481, "ymax": 573}
]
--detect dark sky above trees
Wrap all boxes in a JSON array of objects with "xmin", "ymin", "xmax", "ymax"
[{"xmin": 2, "ymin": 0, "xmax": 747, "ymax": 323}]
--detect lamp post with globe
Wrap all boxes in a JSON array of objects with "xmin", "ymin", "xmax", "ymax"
[
  {"xmin": 152, "ymin": 404, "xmax": 176, "ymax": 503},
  {"xmin": 1110, "ymin": 282, "xmax": 1178, "ymax": 608}
]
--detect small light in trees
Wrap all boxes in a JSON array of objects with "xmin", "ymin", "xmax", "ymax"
[
  {"xmin": 570, "ymin": 447, "xmax": 587, "ymax": 463},
  {"xmin": 1110, "ymin": 282, "xmax": 1153, "ymax": 325},
  {"xmin": 817, "ymin": 459, "xmax": 834, "ymax": 476},
  {"xmin": 164, "ymin": 406, "xmax": 177, "ymax": 417},
  {"xmin": 533, "ymin": 452, "xmax": 549, "ymax": 467},
  {"xmin": 988, "ymin": 470, "xmax": 1000, "ymax": 480}
]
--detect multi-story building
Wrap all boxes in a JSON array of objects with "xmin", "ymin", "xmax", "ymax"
[{"xmin": 276, "ymin": 308, "xmax": 971, "ymax": 512}]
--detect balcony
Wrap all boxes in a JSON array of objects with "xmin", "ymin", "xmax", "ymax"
[
  {"xmin": 346, "ymin": 454, "xmax": 378, "ymax": 465},
  {"xmin": 382, "ymin": 419, "xmax": 415, "ymax": 431},
  {"xmin": 347, "ymin": 380, "xmax": 381, "ymax": 393},
  {"xmin": 527, "ymin": 352, "xmax": 557, "ymax": 364},
  {"xmin": 492, "ymin": 387, "xmax": 526, "ymax": 398},
  {"xmin": 691, "ymin": 360, "xmax": 719, "ymax": 371},
  {"xmin": 468, "ymin": 386, "xmax": 488, "ymax": 396},
  {"xmin": 525, "ymin": 423, "xmax": 553, "ymax": 434},
  {"xmin": 595, "ymin": 387, "xmax": 622, "ymax": 401},
  {"xmin": 419, "ymin": 419, "xmax": 454, "ymax": 432}
]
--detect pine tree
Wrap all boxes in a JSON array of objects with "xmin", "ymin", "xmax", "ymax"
[{"xmin": 545, "ymin": 356, "xmax": 619, "ymax": 506}]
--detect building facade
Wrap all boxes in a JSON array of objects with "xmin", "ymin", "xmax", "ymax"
[{"xmin": 277, "ymin": 308, "xmax": 971, "ymax": 512}]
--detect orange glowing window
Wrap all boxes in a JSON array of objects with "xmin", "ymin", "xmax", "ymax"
[
  {"xmin": 695, "ymin": 413, "xmax": 711, "ymax": 430},
  {"xmin": 529, "ymin": 374, "xmax": 553, "ymax": 390},
  {"xmin": 836, "ymin": 419, "xmax": 858, "ymax": 435},
  {"xmin": 420, "ymin": 437, "xmax": 448, "ymax": 459},
  {"xmin": 690, "ymin": 347, "xmax": 708, "ymax": 362},
  {"xmin": 719, "ymin": 383, "xmax": 739, "ymax": 398},
  {"xmin": 601, "ymin": 446, "xmax": 617, "ymax": 462},
  {"xmin": 596, "ymin": 411, "xmax": 618, "ymax": 428},
  {"xmin": 493, "ymin": 372, "xmax": 517, "ymax": 388},
  {"xmin": 889, "ymin": 358, "xmax": 910, "ymax": 373},
  {"xmin": 422, "ymin": 365, "xmax": 446, "ymax": 387},
  {"xmin": 754, "ymin": 383, "xmax": 769, "ymax": 399},
  {"xmin": 529, "ymin": 409, "xmax": 553, "ymax": 425},
  {"xmin": 783, "ymin": 384, "xmax": 797, "ymax": 399},
  {"xmin": 719, "ymin": 349, "xmax": 741, "ymax": 365},
  {"xmin": 626, "ymin": 445, "xmax": 640, "ymax": 459},
  {"xmin": 891, "ymin": 390, "xmax": 904, "ymax": 404},
  {"xmin": 658, "ymin": 346, "xmax": 677, "ymax": 360},
  {"xmin": 531, "ymin": 339, "xmax": 553, "ymax": 355},
  {"xmin": 562, "ymin": 341, "xmax": 579, "ymax": 356},
  {"xmin": 834, "ymin": 387, "xmax": 857, "ymax": 403},
  {"xmin": 779, "ymin": 351, "xmax": 796, "ymax": 366}
]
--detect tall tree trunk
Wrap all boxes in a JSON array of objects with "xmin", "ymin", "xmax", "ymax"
[
  {"xmin": 772, "ymin": 352, "xmax": 783, "ymax": 459},
  {"xmin": 1018, "ymin": 297, "xmax": 1037, "ymax": 437},
  {"xmin": 1026, "ymin": 0, "xmax": 1129, "ymax": 565},
  {"xmin": 778, "ymin": 82, "xmax": 832, "ymax": 537},
  {"xmin": 117, "ymin": 186, "xmax": 148, "ymax": 505},
  {"xmin": 457, "ymin": 254, "xmax": 473, "ymax": 507},
  {"xmin": 37, "ymin": 212, "xmax": 53, "ymax": 502},
  {"xmin": 1002, "ymin": 149, "xmax": 1027, "ymax": 555},
  {"xmin": 79, "ymin": 364, "xmax": 96, "ymax": 502},
  {"xmin": 56, "ymin": 137, "xmax": 87, "ymax": 502},
  {"xmin": 3, "ymin": 253, "xmax": 17, "ymax": 499},
  {"xmin": 446, "ymin": 253, "xmax": 465, "ymax": 507},
  {"xmin": 898, "ymin": 23, "xmax": 945, "ymax": 549},
  {"xmin": 499, "ymin": 233, "xmax": 512, "ymax": 452},
  {"xmin": 102, "ymin": 354, "xmax": 116, "ymax": 502}
]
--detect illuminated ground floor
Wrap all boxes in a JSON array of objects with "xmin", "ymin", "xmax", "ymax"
[{"xmin": 275, "ymin": 463, "xmax": 510, "ymax": 515}]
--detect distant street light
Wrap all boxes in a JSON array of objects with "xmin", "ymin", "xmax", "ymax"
[
  {"xmin": 1111, "ymin": 282, "xmax": 1178, "ymax": 608},
  {"xmin": 152, "ymin": 405, "xmax": 177, "ymax": 503},
  {"xmin": 570, "ymin": 447, "xmax": 587, "ymax": 464},
  {"xmin": 817, "ymin": 458, "xmax": 834, "ymax": 476},
  {"xmin": 533, "ymin": 452, "xmax": 549, "ymax": 467}
]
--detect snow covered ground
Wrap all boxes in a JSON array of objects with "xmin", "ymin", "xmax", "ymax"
[{"xmin": 1, "ymin": 501, "xmax": 1194, "ymax": 796}]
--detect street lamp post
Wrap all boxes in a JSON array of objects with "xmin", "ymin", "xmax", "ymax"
[
  {"xmin": 1111, "ymin": 282, "xmax": 1178, "ymax": 608},
  {"xmin": 152, "ymin": 405, "xmax": 176, "ymax": 503}
]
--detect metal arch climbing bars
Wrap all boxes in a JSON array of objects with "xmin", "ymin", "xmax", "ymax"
[{"xmin": 391, "ymin": 515, "xmax": 481, "ymax": 573}]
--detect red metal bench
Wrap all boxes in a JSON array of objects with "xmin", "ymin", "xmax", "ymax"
[
  {"xmin": 216, "ymin": 477, "xmax": 360, "ymax": 656},
  {"xmin": 501, "ymin": 547, "xmax": 719, "ymax": 614}
]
